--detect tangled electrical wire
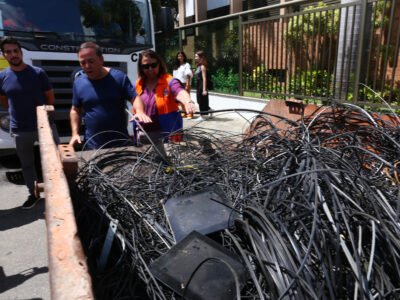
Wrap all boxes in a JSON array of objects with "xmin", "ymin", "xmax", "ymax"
[{"xmin": 74, "ymin": 104, "xmax": 400, "ymax": 300}]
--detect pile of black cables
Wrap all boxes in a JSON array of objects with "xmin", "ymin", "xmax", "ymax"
[{"xmin": 75, "ymin": 104, "xmax": 400, "ymax": 299}]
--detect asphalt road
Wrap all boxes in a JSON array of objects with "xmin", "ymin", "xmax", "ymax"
[
  {"xmin": 0, "ymin": 153, "xmax": 50, "ymax": 300},
  {"xmin": 0, "ymin": 93, "xmax": 266, "ymax": 300}
]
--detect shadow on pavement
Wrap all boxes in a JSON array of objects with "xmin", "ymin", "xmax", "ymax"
[
  {"xmin": 0, "ymin": 146, "xmax": 43, "ymax": 182},
  {"xmin": 5, "ymin": 171, "xmax": 25, "ymax": 185},
  {"xmin": 0, "ymin": 265, "xmax": 48, "ymax": 294},
  {"xmin": 0, "ymin": 200, "xmax": 45, "ymax": 231},
  {"xmin": 0, "ymin": 153, "xmax": 20, "ymax": 169}
]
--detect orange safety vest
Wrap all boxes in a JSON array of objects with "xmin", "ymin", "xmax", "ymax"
[
  {"xmin": 134, "ymin": 74, "xmax": 183, "ymax": 143},
  {"xmin": 135, "ymin": 73, "xmax": 179, "ymax": 115}
]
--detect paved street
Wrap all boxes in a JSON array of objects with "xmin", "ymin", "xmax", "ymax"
[
  {"xmin": 0, "ymin": 154, "xmax": 50, "ymax": 300},
  {"xmin": 0, "ymin": 93, "xmax": 266, "ymax": 299}
]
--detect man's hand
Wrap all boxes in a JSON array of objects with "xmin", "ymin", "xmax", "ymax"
[{"xmin": 69, "ymin": 134, "xmax": 81, "ymax": 146}]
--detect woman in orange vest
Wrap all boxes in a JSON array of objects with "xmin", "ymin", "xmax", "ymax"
[{"xmin": 133, "ymin": 50, "xmax": 195, "ymax": 148}]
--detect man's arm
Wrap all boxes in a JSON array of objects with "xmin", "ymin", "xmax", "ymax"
[
  {"xmin": 44, "ymin": 89, "xmax": 55, "ymax": 106},
  {"xmin": 69, "ymin": 105, "xmax": 82, "ymax": 146},
  {"xmin": 0, "ymin": 95, "xmax": 8, "ymax": 109}
]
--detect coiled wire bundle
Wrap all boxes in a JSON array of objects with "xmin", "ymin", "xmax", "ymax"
[{"xmin": 74, "ymin": 104, "xmax": 400, "ymax": 299}]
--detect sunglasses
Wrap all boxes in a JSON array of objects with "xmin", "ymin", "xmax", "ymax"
[{"xmin": 140, "ymin": 62, "xmax": 159, "ymax": 69}]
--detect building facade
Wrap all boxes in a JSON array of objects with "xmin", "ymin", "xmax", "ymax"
[{"xmin": 174, "ymin": 0, "xmax": 400, "ymax": 107}]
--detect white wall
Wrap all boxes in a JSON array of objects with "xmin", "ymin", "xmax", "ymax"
[{"xmin": 185, "ymin": 0, "xmax": 194, "ymax": 16}]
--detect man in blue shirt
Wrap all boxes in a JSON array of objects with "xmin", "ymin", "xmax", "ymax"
[
  {"xmin": 69, "ymin": 42, "xmax": 150, "ymax": 150},
  {"xmin": 0, "ymin": 37, "xmax": 59, "ymax": 209}
]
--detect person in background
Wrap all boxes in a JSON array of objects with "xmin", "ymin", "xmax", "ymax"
[
  {"xmin": 133, "ymin": 50, "xmax": 195, "ymax": 159},
  {"xmin": 69, "ymin": 42, "xmax": 150, "ymax": 150},
  {"xmin": 173, "ymin": 51, "xmax": 193, "ymax": 119},
  {"xmin": 0, "ymin": 37, "xmax": 59, "ymax": 209},
  {"xmin": 136, "ymin": 28, "xmax": 146, "ymax": 44},
  {"xmin": 194, "ymin": 50, "xmax": 211, "ymax": 120}
]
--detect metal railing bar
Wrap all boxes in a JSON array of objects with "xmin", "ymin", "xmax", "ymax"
[
  {"xmin": 256, "ymin": 22, "xmax": 260, "ymax": 91},
  {"xmin": 337, "ymin": 6, "xmax": 349, "ymax": 100},
  {"xmin": 326, "ymin": 8, "xmax": 336, "ymax": 99},
  {"xmin": 353, "ymin": 0, "xmax": 368, "ymax": 104},
  {"xmin": 316, "ymin": 10, "xmax": 322, "ymax": 88},
  {"xmin": 372, "ymin": 0, "xmax": 387, "ymax": 93},
  {"xmin": 178, "ymin": 0, "xmax": 331, "ymax": 30},
  {"xmin": 285, "ymin": 16, "xmax": 290, "ymax": 98},
  {"xmin": 308, "ymin": 11, "xmax": 312, "ymax": 80},
  {"xmin": 241, "ymin": 1, "xmax": 361, "ymax": 26},
  {"xmin": 239, "ymin": 15, "xmax": 243, "ymax": 96},
  {"xmin": 380, "ymin": 0, "xmax": 397, "ymax": 99},
  {"xmin": 280, "ymin": 17, "xmax": 285, "ymax": 97},
  {"xmin": 345, "ymin": 3, "xmax": 358, "ymax": 102},
  {"xmin": 388, "ymin": 5, "xmax": 400, "ymax": 103},
  {"xmin": 332, "ymin": 8, "xmax": 340, "ymax": 99},
  {"xmin": 364, "ymin": 2, "xmax": 376, "ymax": 102},
  {"xmin": 296, "ymin": 13, "xmax": 302, "ymax": 95},
  {"xmin": 262, "ymin": 21, "xmax": 267, "ymax": 92},
  {"xmin": 271, "ymin": 21, "xmax": 275, "ymax": 93}
]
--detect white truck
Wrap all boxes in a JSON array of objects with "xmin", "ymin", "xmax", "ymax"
[{"xmin": 0, "ymin": 0, "xmax": 164, "ymax": 153}]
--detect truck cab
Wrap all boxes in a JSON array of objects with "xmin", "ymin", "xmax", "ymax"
[{"xmin": 0, "ymin": 0, "xmax": 156, "ymax": 152}]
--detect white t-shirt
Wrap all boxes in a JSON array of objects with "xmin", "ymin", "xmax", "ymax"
[{"xmin": 173, "ymin": 62, "xmax": 193, "ymax": 84}]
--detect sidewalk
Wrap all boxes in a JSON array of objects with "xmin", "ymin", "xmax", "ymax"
[
  {"xmin": 185, "ymin": 91, "xmax": 267, "ymax": 133},
  {"xmin": 0, "ymin": 92, "xmax": 266, "ymax": 300}
]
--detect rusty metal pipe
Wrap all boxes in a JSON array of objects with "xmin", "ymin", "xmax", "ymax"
[{"xmin": 36, "ymin": 106, "xmax": 93, "ymax": 300}]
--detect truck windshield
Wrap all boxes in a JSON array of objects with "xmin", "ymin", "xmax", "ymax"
[{"xmin": 0, "ymin": 0, "xmax": 152, "ymax": 47}]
